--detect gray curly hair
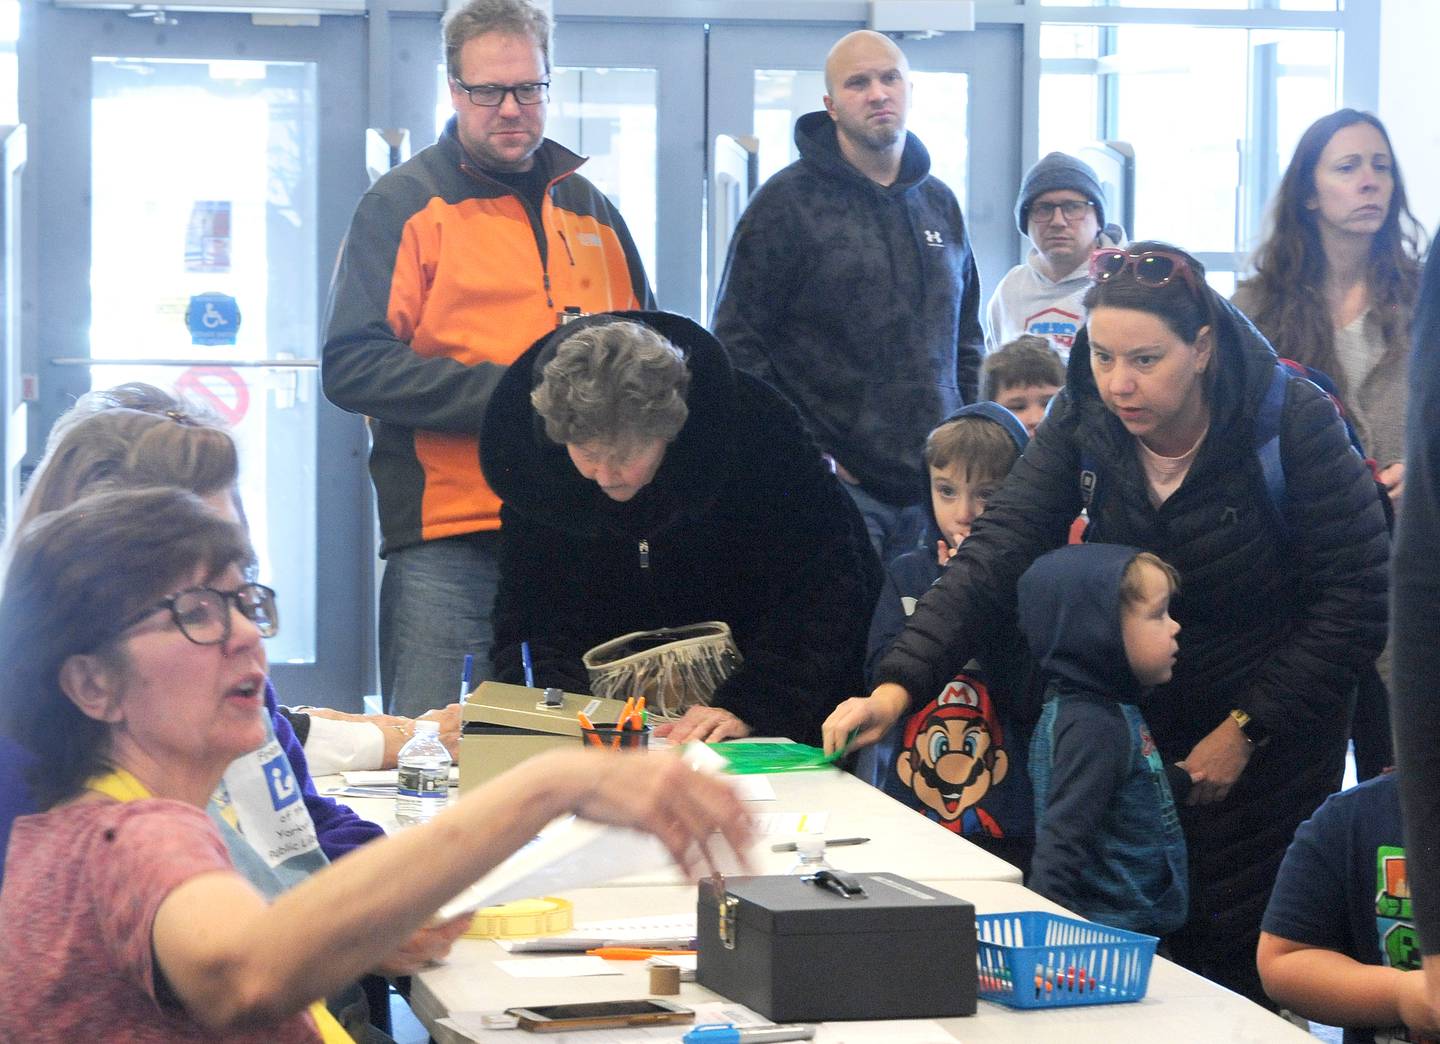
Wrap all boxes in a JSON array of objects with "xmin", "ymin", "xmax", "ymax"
[
  {"xmin": 443, "ymin": 0, "xmax": 551, "ymax": 80},
  {"xmin": 531, "ymin": 320, "xmax": 690, "ymax": 447}
]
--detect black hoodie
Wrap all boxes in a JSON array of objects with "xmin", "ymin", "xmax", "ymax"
[
  {"xmin": 479, "ymin": 311, "xmax": 882, "ymax": 744},
  {"xmin": 712, "ymin": 111, "xmax": 984, "ymax": 508}
]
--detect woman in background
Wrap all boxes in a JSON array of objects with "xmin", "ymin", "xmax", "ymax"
[{"xmin": 1234, "ymin": 108, "xmax": 1424, "ymax": 782}]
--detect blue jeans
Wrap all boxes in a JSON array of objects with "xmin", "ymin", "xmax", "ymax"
[
  {"xmin": 841, "ymin": 481, "xmax": 927, "ymax": 565},
  {"xmin": 379, "ymin": 532, "xmax": 499, "ymax": 717}
]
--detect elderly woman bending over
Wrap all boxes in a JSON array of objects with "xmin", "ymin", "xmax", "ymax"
[
  {"xmin": 0, "ymin": 487, "xmax": 749, "ymax": 1042},
  {"xmin": 480, "ymin": 311, "xmax": 881, "ymax": 745}
]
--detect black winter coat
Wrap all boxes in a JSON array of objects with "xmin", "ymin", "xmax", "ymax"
[
  {"xmin": 480, "ymin": 311, "xmax": 883, "ymax": 745},
  {"xmin": 875, "ymin": 296, "xmax": 1389, "ymax": 995}
]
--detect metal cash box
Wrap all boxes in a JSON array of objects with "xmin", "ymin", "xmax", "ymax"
[{"xmin": 696, "ymin": 871, "xmax": 977, "ymax": 1022}]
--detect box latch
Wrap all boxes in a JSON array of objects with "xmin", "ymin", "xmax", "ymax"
[
  {"xmin": 718, "ymin": 893, "xmax": 740, "ymax": 949},
  {"xmin": 804, "ymin": 868, "xmax": 869, "ymax": 900}
]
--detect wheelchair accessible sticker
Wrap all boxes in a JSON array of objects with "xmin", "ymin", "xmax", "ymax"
[{"xmin": 185, "ymin": 292, "xmax": 242, "ymax": 347}]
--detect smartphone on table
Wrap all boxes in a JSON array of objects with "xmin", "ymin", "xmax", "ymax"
[{"xmin": 507, "ymin": 998, "xmax": 694, "ymax": 1032}]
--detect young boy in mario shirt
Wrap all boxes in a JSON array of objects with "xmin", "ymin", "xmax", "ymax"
[{"xmin": 859, "ymin": 403, "xmax": 1038, "ymax": 875}]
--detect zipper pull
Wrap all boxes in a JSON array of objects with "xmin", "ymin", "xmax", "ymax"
[
  {"xmin": 638, "ymin": 539, "xmax": 650, "ymax": 569},
  {"xmin": 543, "ymin": 271, "xmax": 554, "ymax": 308},
  {"xmin": 557, "ymin": 229, "xmax": 576, "ymax": 266}
]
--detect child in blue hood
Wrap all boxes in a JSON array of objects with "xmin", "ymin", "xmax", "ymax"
[
  {"xmin": 1020, "ymin": 543, "xmax": 1191, "ymax": 936},
  {"xmin": 860, "ymin": 402, "xmax": 1038, "ymax": 874}
]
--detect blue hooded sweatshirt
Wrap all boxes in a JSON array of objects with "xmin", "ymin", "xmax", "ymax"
[
  {"xmin": 856, "ymin": 403, "xmax": 1037, "ymax": 863},
  {"xmin": 1019, "ymin": 543, "xmax": 1189, "ymax": 937}
]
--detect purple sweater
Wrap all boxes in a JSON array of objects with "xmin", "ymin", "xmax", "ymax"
[{"xmin": 0, "ymin": 680, "xmax": 383, "ymax": 875}]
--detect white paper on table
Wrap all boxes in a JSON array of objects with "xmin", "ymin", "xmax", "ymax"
[
  {"xmin": 750, "ymin": 811, "xmax": 829, "ymax": 835},
  {"xmin": 437, "ymin": 816, "xmax": 676, "ymax": 921},
  {"xmin": 729, "ymin": 776, "xmax": 777, "ymax": 801},
  {"xmin": 340, "ymin": 767, "xmax": 460, "ymax": 786},
  {"xmin": 814, "ymin": 1021, "xmax": 952, "ymax": 1043},
  {"xmin": 439, "ymin": 1000, "xmax": 766, "ymax": 1043},
  {"xmin": 493, "ymin": 956, "xmax": 622, "ymax": 978},
  {"xmin": 497, "ymin": 914, "xmax": 698, "ymax": 952}
]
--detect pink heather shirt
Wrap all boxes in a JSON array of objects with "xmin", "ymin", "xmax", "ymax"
[
  {"xmin": 0, "ymin": 798, "xmax": 322, "ymax": 1044},
  {"xmin": 1136, "ymin": 425, "xmax": 1208, "ymax": 508}
]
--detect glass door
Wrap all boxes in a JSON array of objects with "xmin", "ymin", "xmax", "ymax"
[
  {"xmin": 707, "ymin": 23, "xmax": 1023, "ymax": 313},
  {"xmin": 24, "ymin": 5, "xmax": 371, "ymax": 705}
]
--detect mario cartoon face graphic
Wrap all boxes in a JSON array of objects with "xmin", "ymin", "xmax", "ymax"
[{"xmin": 895, "ymin": 678, "xmax": 1008, "ymax": 836}]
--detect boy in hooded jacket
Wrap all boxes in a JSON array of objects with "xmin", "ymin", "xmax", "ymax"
[
  {"xmin": 1019, "ymin": 544, "xmax": 1192, "ymax": 936},
  {"xmin": 859, "ymin": 403, "xmax": 1038, "ymax": 873}
]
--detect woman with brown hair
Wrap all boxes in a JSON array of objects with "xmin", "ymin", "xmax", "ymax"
[
  {"xmin": 1233, "ymin": 108, "xmax": 1424, "ymax": 506},
  {"xmin": 1234, "ymin": 109, "xmax": 1425, "ymax": 783},
  {"xmin": 0, "ymin": 487, "xmax": 748, "ymax": 1042}
]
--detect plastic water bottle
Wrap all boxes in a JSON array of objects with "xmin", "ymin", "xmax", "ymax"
[
  {"xmin": 395, "ymin": 720, "xmax": 451, "ymax": 825},
  {"xmin": 786, "ymin": 836, "xmax": 833, "ymax": 876}
]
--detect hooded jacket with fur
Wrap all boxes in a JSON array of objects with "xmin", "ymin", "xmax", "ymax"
[{"xmin": 480, "ymin": 311, "xmax": 882, "ymax": 744}]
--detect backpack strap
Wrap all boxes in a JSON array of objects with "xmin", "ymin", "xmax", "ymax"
[{"xmin": 1254, "ymin": 361, "xmax": 1291, "ymax": 534}]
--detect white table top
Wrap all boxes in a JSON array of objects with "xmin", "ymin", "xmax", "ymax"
[
  {"xmin": 319, "ymin": 763, "xmax": 1023, "ymax": 885},
  {"xmin": 407, "ymin": 880, "xmax": 1311, "ymax": 1044}
]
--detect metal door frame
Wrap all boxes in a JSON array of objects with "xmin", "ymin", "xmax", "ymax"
[{"xmin": 19, "ymin": 4, "xmax": 373, "ymax": 705}]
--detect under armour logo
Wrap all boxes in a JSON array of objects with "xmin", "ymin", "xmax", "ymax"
[
  {"xmin": 1220, "ymin": 506, "xmax": 1239, "ymax": 525},
  {"xmin": 923, "ymin": 229, "xmax": 944, "ymax": 246}
]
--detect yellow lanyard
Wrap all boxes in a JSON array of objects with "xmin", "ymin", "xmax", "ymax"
[{"xmin": 85, "ymin": 769, "xmax": 356, "ymax": 1044}]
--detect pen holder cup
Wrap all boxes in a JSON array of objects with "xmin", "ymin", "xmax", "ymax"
[{"xmin": 580, "ymin": 723, "xmax": 653, "ymax": 751}]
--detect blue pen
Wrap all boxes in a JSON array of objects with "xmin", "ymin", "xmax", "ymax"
[
  {"xmin": 682, "ymin": 1024, "xmax": 815, "ymax": 1044},
  {"xmin": 459, "ymin": 653, "xmax": 474, "ymax": 701},
  {"xmin": 521, "ymin": 641, "xmax": 535, "ymax": 689}
]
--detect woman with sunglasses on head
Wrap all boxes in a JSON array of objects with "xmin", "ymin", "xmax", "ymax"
[
  {"xmin": 825, "ymin": 241, "xmax": 1389, "ymax": 1006},
  {"xmin": 1233, "ymin": 109, "xmax": 1425, "ymax": 784},
  {"xmin": 0, "ymin": 487, "xmax": 751, "ymax": 1043}
]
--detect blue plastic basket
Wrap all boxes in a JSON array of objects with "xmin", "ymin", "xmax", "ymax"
[{"xmin": 975, "ymin": 911, "xmax": 1157, "ymax": 1009}]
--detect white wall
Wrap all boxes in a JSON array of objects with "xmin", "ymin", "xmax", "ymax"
[{"xmin": 1380, "ymin": 0, "xmax": 1440, "ymax": 238}]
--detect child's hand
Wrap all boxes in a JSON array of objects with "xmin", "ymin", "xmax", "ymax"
[{"xmin": 936, "ymin": 537, "xmax": 960, "ymax": 567}]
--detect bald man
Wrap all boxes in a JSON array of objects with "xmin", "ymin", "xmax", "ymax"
[{"xmin": 712, "ymin": 30, "xmax": 983, "ymax": 565}]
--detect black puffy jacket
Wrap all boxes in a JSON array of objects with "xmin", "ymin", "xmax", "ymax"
[
  {"xmin": 480, "ymin": 311, "xmax": 883, "ymax": 745},
  {"xmin": 876, "ymin": 300, "xmax": 1389, "ymax": 990},
  {"xmin": 877, "ymin": 297, "xmax": 1388, "ymax": 768}
]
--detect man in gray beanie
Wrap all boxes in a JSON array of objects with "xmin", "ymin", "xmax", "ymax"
[{"xmin": 984, "ymin": 151, "xmax": 1125, "ymax": 361}]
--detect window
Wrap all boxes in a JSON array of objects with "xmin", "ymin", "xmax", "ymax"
[{"xmin": 1039, "ymin": 20, "xmax": 1338, "ymax": 285}]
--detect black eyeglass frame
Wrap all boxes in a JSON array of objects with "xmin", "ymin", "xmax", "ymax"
[
  {"xmin": 1029, "ymin": 199, "xmax": 1096, "ymax": 223},
  {"xmin": 451, "ymin": 78, "xmax": 551, "ymax": 107},
  {"xmin": 118, "ymin": 582, "xmax": 279, "ymax": 647}
]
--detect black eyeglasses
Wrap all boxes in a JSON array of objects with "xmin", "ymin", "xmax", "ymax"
[
  {"xmin": 1089, "ymin": 247, "xmax": 1203, "ymax": 299},
  {"xmin": 452, "ymin": 79, "xmax": 550, "ymax": 107},
  {"xmin": 1031, "ymin": 199, "xmax": 1095, "ymax": 222},
  {"xmin": 121, "ymin": 582, "xmax": 279, "ymax": 647}
]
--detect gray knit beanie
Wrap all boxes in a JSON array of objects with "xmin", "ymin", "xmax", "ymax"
[{"xmin": 1015, "ymin": 152, "xmax": 1106, "ymax": 235}]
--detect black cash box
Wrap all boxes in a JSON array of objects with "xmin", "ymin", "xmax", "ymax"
[{"xmin": 696, "ymin": 870, "xmax": 976, "ymax": 1022}]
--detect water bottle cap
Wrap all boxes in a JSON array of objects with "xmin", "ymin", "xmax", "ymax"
[
  {"xmin": 796, "ymin": 835, "xmax": 825, "ymax": 858},
  {"xmin": 414, "ymin": 719, "xmax": 440, "ymax": 736}
]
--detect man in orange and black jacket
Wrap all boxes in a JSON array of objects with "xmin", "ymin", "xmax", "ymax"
[{"xmin": 322, "ymin": 0, "xmax": 653, "ymax": 717}]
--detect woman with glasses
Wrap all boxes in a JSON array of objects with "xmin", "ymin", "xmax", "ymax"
[
  {"xmin": 0, "ymin": 392, "xmax": 457, "ymax": 1038},
  {"xmin": 0, "ymin": 487, "xmax": 750, "ymax": 1042},
  {"xmin": 1234, "ymin": 109, "xmax": 1426, "ymax": 783},
  {"xmin": 824, "ymin": 240, "xmax": 1389, "ymax": 1006}
]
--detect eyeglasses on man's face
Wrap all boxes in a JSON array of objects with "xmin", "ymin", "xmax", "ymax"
[
  {"xmin": 452, "ymin": 78, "xmax": 550, "ymax": 107},
  {"xmin": 1031, "ymin": 199, "xmax": 1095, "ymax": 223},
  {"xmin": 121, "ymin": 582, "xmax": 279, "ymax": 647}
]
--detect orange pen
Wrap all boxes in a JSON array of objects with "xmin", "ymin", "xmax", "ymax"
[
  {"xmin": 576, "ymin": 711, "xmax": 605, "ymax": 749},
  {"xmin": 585, "ymin": 947, "xmax": 697, "ymax": 960}
]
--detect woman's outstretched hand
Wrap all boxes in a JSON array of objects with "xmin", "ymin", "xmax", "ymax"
[
  {"xmin": 821, "ymin": 683, "xmax": 911, "ymax": 758},
  {"xmin": 562, "ymin": 750, "xmax": 755, "ymax": 878}
]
